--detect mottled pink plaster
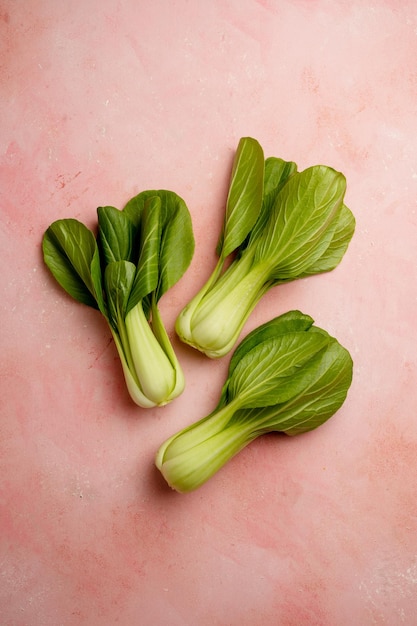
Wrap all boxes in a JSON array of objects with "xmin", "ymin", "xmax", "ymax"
[{"xmin": 1, "ymin": 1, "xmax": 417, "ymax": 624}]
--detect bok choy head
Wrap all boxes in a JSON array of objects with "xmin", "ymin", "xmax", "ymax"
[
  {"xmin": 156, "ymin": 310, "xmax": 353, "ymax": 493},
  {"xmin": 42, "ymin": 190, "xmax": 194, "ymax": 408},
  {"xmin": 175, "ymin": 137, "xmax": 355, "ymax": 358}
]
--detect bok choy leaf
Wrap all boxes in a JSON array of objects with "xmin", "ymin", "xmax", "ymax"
[
  {"xmin": 156, "ymin": 310, "xmax": 353, "ymax": 493},
  {"xmin": 176, "ymin": 137, "xmax": 355, "ymax": 358},
  {"xmin": 42, "ymin": 190, "xmax": 194, "ymax": 408}
]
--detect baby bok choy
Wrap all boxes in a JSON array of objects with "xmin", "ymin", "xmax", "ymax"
[
  {"xmin": 42, "ymin": 190, "xmax": 194, "ymax": 408},
  {"xmin": 156, "ymin": 310, "xmax": 353, "ymax": 492},
  {"xmin": 176, "ymin": 137, "xmax": 355, "ymax": 358}
]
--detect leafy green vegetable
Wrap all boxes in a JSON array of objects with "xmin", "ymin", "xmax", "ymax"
[
  {"xmin": 42, "ymin": 190, "xmax": 194, "ymax": 408},
  {"xmin": 176, "ymin": 137, "xmax": 355, "ymax": 358},
  {"xmin": 156, "ymin": 310, "xmax": 353, "ymax": 493}
]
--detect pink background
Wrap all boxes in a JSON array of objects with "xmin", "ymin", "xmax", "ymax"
[{"xmin": 1, "ymin": 1, "xmax": 417, "ymax": 624}]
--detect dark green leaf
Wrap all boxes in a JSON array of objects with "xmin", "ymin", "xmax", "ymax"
[
  {"xmin": 127, "ymin": 196, "xmax": 161, "ymax": 313},
  {"xmin": 97, "ymin": 205, "xmax": 135, "ymax": 264},
  {"xmin": 42, "ymin": 218, "xmax": 101, "ymax": 309},
  {"xmin": 216, "ymin": 137, "xmax": 265, "ymax": 259},
  {"xmin": 124, "ymin": 189, "xmax": 194, "ymax": 304},
  {"xmin": 90, "ymin": 246, "xmax": 107, "ymax": 318},
  {"xmin": 122, "ymin": 193, "xmax": 145, "ymax": 228},
  {"xmin": 156, "ymin": 191, "xmax": 195, "ymax": 300},
  {"xmin": 104, "ymin": 261, "xmax": 136, "ymax": 330}
]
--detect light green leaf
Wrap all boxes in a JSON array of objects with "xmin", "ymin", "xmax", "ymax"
[
  {"xmin": 228, "ymin": 330, "xmax": 329, "ymax": 408},
  {"xmin": 300, "ymin": 203, "xmax": 356, "ymax": 277},
  {"xmin": 239, "ymin": 336, "xmax": 353, "ymax": 435},
  {"xmin": 42, "ymin": 218, "xmax": 101, "ymax": 309},
  {"xmin": 216, "ymin": 137, "xmax": 265, "ymax": 259},
  {"xmin": 256, "ymin": 165, "xmax": 347, "ymax": 280},
  {"xmin": 264, "ymin": 157, "xmax": 298, "ymax": 198},
  {"xmin": 240, "ymin": 157, "xmax": 298, "ymax": 254},
  {"xmin": 227, "ymin": 310, "xmax": 314, "ymax": 380},
  {"xmin": 217, "ymin": 310, "xmax": 315, "ymax": 408}
]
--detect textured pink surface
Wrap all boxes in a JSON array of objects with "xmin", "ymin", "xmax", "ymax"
[{"xmin": 1, "ymin": 1, "xmax": 417, "ymax": 624}]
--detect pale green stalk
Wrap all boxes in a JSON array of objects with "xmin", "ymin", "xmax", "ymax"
[
  {"xmin": 112, "ymin": 298, "xmax": 184, "ymax": 407},
  {"xmin": 155, "ymin": 399, "xmax": 255, "ymax": 493},
  {"xmin": 176, "ymin": 250, "xmax": 271, "ymax": 358},
  {"xmin": 125, "ymin": 302, "xmax": 176, "ymax": 405}
]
